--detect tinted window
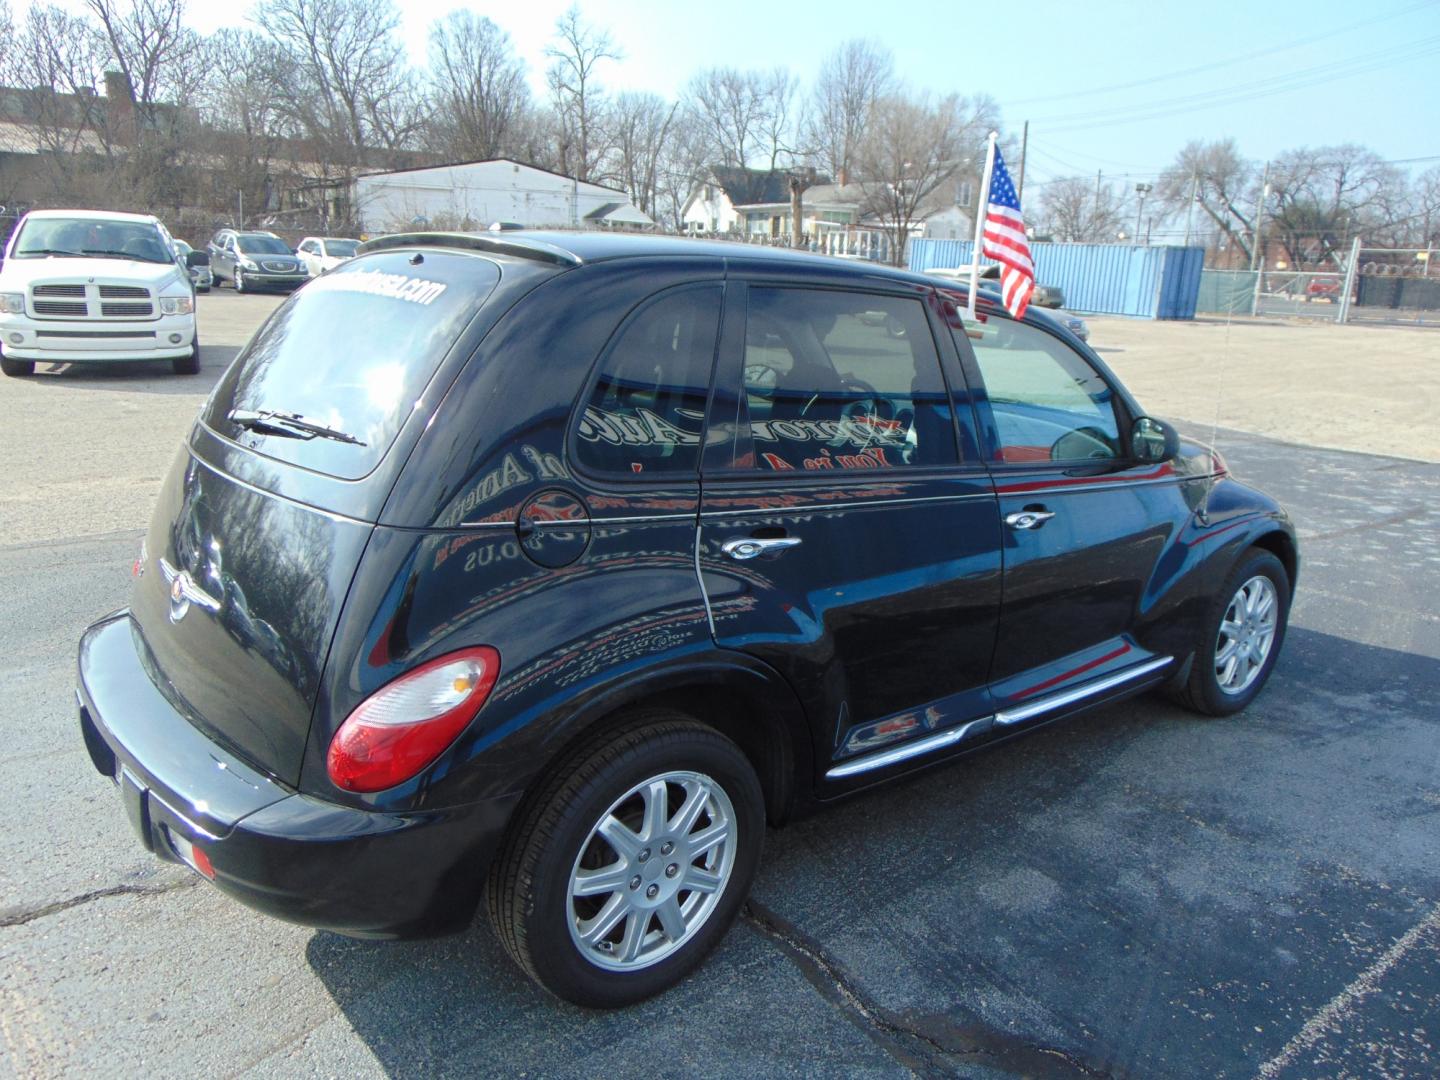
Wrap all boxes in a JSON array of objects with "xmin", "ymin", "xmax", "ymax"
[
  {"xmin": 575, "ymin": 286, "xmax": 720, "ymax": 476},
  {"xmin": 963, "ymin": 315, "xmax": 1121, "ymax": 463},
  {"xmin": 237, "ymin": 234, "xmax": 291, "ymax": 255},
  {"xmin": 740, "ymin": 288, "xmax": 955, "ymax": 471},
  {"xmin": 204, "ymin": 251, "xmax": 496, "ymax": 479},
  {"xmin": 327, "ymin": 240, "xmax": 359, "ymax": 257}
]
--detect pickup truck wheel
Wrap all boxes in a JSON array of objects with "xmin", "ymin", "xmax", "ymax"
[
  {"xmin": 1, "ymin": 356, "xmax": 35, "ymax": 377},
  {"xmin": 172, "ymin": 337, "xmax": 200, "ymax": 375},
  {"xmin": 488, "ymin": 714, "xmax": 763, "ymax": 1008}
]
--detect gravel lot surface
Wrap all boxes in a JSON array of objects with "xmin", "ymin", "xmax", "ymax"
[{"xmin": 2, "ymin": 292, "xmax": 1437, "ymax": 1078}]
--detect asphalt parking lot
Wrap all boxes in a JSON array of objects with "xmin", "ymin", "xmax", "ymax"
[{"xmin": 2, "ymin": 292, "xmax": 1437, "ymax": 1078}]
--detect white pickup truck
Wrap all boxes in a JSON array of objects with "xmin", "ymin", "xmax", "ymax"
[{"xmin": 0, "ymin": 208, "xmax": 200, "ymax": 377}]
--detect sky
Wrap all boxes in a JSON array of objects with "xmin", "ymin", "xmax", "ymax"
[{"xmin": 18, "ymin": 0, "xmax": 1440, "ymax": 190}]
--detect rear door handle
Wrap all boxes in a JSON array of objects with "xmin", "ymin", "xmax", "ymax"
[
  {"xmin": 721, "ymin": 536, "xmax": 803, "ymax": 560},
  {"xmin": 1005, "ymin": 509, "xmax": 1056, "ymax": 530}
]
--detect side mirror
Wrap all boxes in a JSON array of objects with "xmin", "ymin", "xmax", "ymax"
[
  {"xmin": 1131, "ymin": 416, "xmax": 1179, "ymax": 463},
  {"xmin": 185, "ymin": 250, "xmax": 210, "ymax": 267}
]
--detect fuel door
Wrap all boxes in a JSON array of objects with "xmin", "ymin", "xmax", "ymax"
[{"xmin": 516, "ymin": 489, "xmax": 591, "ymax": 568}]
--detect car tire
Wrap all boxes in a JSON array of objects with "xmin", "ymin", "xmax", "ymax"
[
  {"xmin": 172, "ymin": 337, "xmax": 200, "ymax": 375},
  {"xmin": 488, "ymin": 713, "xmax": 764, "ymax": 1008},
  {"xmin": 1, "ymin": 355, "xmax": 36, "ymax": 377},
  {"xmin": 233, "ymin": 267, "xmax": 246, "ymax": 293},
  {"xmin": 1168, "ymin": 547, "xmax": 1290, "ymax": 717}
]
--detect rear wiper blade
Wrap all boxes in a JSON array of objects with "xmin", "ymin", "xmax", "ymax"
[{"xmin": 228, "ymin": 408, "xmax": 366, "ymax": 446}]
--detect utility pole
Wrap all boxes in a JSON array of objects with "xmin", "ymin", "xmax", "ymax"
[
  {"xmin": 1249, "ymin": 160, "xmax": 1269, "ymax": 271},
  {"xmin": 1016, "ymin": 120, "xmax": 1029, "ymax": 202},
  {"xmin": 237, "ymin": 189, "xmax": 243, "ymax": 229},
  {"xmin": 1183, "ymin": 172, "xmax": 1198, "ymax": 247}
]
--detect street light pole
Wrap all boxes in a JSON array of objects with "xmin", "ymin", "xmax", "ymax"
[{"xmin": 1133, "ymin": 183, "xmax": 1152, "ymax": 245}]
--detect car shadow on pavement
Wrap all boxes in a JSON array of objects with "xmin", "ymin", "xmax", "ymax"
[
  {"xmin": 305, "ymin": 626, "xmax": 1440, "ymax": 1078},
  {"xmin": 16, "ymin": 345, "xmax": 239, "ymax": 395}
]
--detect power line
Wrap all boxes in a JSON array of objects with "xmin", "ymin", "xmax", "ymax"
[
  {"xmin": 1035, "ymin": 35, "xmax": 1440, "ymax": 134},
  {"xmin": 999, "ymin": 0, "xmax": 1437, "ymax": 108}
]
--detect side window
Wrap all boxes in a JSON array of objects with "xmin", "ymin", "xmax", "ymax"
[
  {"xmin": 740, "ymin": 288, "xmax": 955, "ymax": 472},
  {"xmin": 574, "ymin": 286, "xmax": 721, "ymax": 476},
  {"xmin": 963, "ymin": 316, "xmax": 1121, "ymax": 464}
]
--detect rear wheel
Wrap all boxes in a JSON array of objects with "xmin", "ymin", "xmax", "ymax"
[
  {"xmin": 488, "ymin": 715, "xmax": 763, "ymax": 1008},
  {"xmin": 1168, "ymin": 548, "xmax": 1290, "ymax": 716},
  {"xmin": 1, "ymin": 355, "xmax": 35, "ymax": 377}
]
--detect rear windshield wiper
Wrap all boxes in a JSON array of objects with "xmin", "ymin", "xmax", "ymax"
[{"xmin": 228, "ymin": 408, "xmax": 367, "ymax": 446}]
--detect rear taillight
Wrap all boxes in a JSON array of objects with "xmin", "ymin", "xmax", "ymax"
[{"xmin": 326, "ymin": 646, "xmax": 501, "ymax": 793}]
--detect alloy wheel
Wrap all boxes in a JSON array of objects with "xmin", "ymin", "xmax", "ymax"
[
  {"xmin": 1214, "ymin": 574, "xmax": 1278, "ymax": 695},
  {"xmin": 567, "ymin": 770, "xmax": 736, "ymax": 972}
]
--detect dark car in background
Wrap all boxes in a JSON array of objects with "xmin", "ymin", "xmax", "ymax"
[
  {"xmin": 78, "ymin": 232, "xmax": 1297, "ymax": 1009},
  {"xmin": 206, "ymin": 229, "xmax": 308, "ymax": 292}
]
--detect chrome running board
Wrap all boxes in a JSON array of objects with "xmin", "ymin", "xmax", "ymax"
[
  {"xmin": 825, "ymin": 655, "xmax": 1173, "ymax": 780},
  {"xmin": 994, "ymin": 655, "xmax": 1174, "ymax": 726}
]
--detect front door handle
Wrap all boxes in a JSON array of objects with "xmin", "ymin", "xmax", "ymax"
[
  {"xmin": 1005, "ymin": 509, "xmax": 1056, "ymax": 530},
  {"xmin": 721, "ymin": 536, "xmax": 803, "ymax": 560}
]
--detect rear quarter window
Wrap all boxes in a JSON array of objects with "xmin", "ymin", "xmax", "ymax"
[{"xmin": 204, "ymin": 251, "xmax": 497, "ymax": 479}]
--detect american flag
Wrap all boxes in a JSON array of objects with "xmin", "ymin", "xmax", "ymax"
[{"xmin": 980, "ymin": 145, "xmax": 1035, "ymax": 319}]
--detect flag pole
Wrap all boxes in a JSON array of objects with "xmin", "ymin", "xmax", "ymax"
[{"xmin": 966, "ymin": 130, "xmax": 999, "ymax": 321}]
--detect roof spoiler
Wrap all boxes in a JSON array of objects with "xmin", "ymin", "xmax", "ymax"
[{"xmin": 356, "ymin": 231, "xmax": 581, "ymax": 267}]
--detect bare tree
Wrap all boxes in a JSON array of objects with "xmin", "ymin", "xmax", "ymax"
[
  {"xmin": 256, "ymin": 0, "xmax": 413, "ymax": 180},
  {"xmin": 545, "ymin": 4, "xmax": 617, "ymax": 182},
  {"xmin": 5, "ymin": 6, "xmax": 112, "ymax": 200},
  {"xmin": 1415, "ymin": 166, "xmax": 1440, "ymax": 249},
  {"xmin": 806, "ymin": 39, "xmax": 894, "ymax": 181},
  {"xmin": 86, "ymin": 0, "xmax": 203, "ymax": 135},
  {"xmin": 1037, "ymin": 175, "xmax": 1128, "ymax": 242},
  {"xmin": 654, "ymin": 106, "xmax": 710, "ymax": 231},
  {"xmin": 685, "ymin": 66, "xmax": 795, "ymax": 169},
  {"xmin": 1158, "ymin": 139, "xmax": 1259, "ymax": 264},
  {"xmin": 1268, "ymin": 143, "xmax": 1405, "ymax": 263},
  {"xmin": 426, "ymin": 11, "xmax": 529, "ymax": 162},
  {"xmin": 197, "ymin": 29, "xmax": 295, "ymax": 225},
  {"xmin": 856, "ymin": 91, "xmax": 995, "ymax": 265},
  {"xmin": 607, "ymin": 91, "xmax": 678, "ymax": 220}
]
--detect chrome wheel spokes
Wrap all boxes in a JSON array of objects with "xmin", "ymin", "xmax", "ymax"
[
  {"xmin": 568, "ymin": 770, "xmax": 737, "ymax": 972},
  {"xmin": 1215, "ymin": 575, "xmax": 1278, "ymax": 695}
]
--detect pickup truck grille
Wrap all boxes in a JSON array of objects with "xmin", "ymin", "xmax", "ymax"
[
  {"xmin": 34, "ymin": 300, "xmax": 90, "ymax": 316},
  {"xmin": 28, "ymin": 282, "xmax": 158, "ymax": 320}
]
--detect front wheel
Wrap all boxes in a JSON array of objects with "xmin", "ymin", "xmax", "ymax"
[
  {"xmin": 488, "ymin": 715, "xmax": 763, "ymax": 1008},
  {"xmin": 1169, "ymin": 547, "xmax": 1291, "ymax": 716},
  {"xmin": 233, "ymin": 266, "xmax": 246, "ymax": 293},
  {"xmin": 172, "ymin": 336, "xmax": 200, "ymax": 375},
  {"xmin": 1, "ymin": 355, "xmax": 36, "ymax": 377}
]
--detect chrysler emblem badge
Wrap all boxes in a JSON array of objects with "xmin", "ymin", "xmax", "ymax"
[{"xmin": 158, "ymin": 557, "xmax": 222, "ymax": 623}]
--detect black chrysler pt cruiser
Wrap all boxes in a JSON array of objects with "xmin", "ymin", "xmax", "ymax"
[{"xmin": 77, "ymin": 233, "xmax": 1297, "ymax": 1007}]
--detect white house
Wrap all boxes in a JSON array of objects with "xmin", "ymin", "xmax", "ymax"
[{"xmin": 353, "ymin": 159, "xmax": 654, "ymax": 234}]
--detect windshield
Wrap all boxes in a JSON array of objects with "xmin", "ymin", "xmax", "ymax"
[
  {"xmin": 204, "ymin": 251, "xmax": 499, "ymax": 479},
  {"xmin": 325, "ymin": 240, "xmax": 359, "ymax": 257},
  {"xmin": 11, "ymin": 216, "xmax": 172, "ymax": 263},
  {"xmin": 237, "ymin": 235, "xmax": 292, "ymax": 255}
]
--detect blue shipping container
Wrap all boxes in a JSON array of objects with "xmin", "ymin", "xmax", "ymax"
[{"xmin": 908, "ymin": 240, "xmax": 1205, "ymax": 319}]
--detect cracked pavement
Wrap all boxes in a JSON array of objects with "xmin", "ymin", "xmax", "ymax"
[{"xmin": 2, "ymin": 299, "xmax": 1438, "ymax": 1078}]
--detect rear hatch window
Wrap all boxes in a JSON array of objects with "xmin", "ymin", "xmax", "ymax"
[{"xmin": 204, "ymin": 250, "xmax": 498, "ymax": 479}]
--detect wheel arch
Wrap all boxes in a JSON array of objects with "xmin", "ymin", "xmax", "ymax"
[
  {"xmin": 1250, "ymin": 527, "xmax": 1298, "ymax": 588},
  {"xmin": 509, "ymin": 652, "xmax": 813, "ymax": 829}
]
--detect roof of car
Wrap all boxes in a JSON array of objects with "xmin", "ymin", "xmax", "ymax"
[
  {"xmin": 22, "ymin": 208, "xmax": 160, "ymax": 224},
  {"xmin": 365, "ymin": 229, "xmax": 951, "ymax": 287},
  {"xmin": 355, "ymin": 229, "xmax": 1074, "ymax": 335}
]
